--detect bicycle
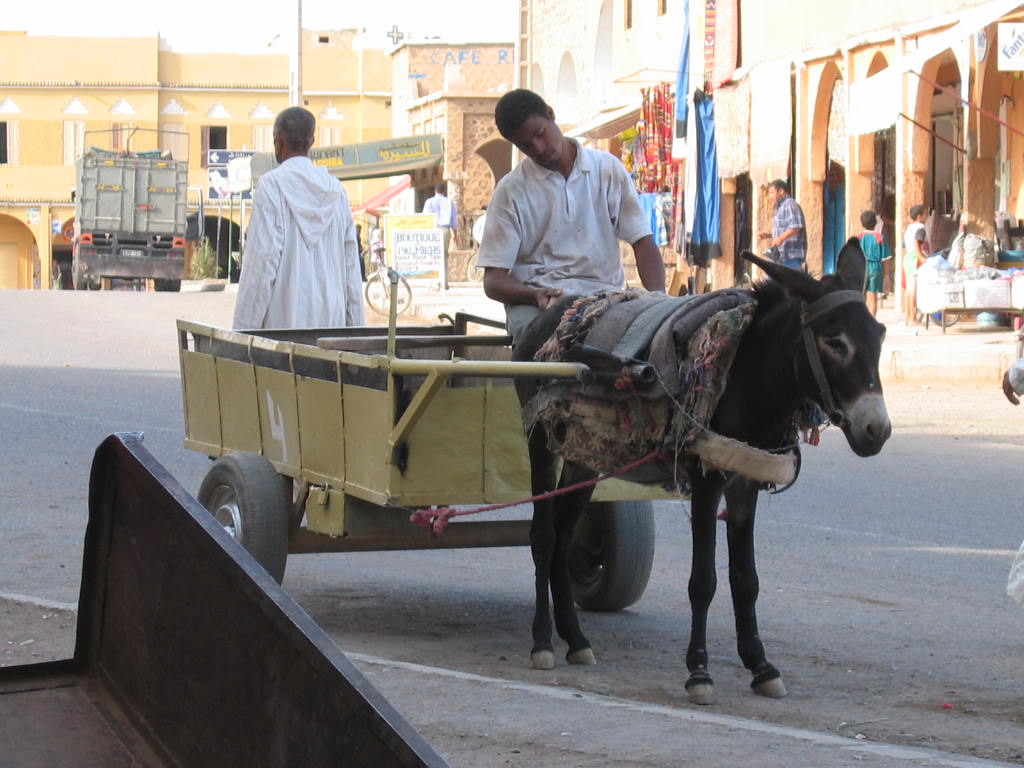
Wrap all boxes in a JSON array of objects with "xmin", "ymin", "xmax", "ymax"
[{"xmin": 364, "ymin": 250, "xmax": 413, "ymax": 316}]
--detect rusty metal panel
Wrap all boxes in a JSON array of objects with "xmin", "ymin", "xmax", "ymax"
[
  {"xmin": 397, "ymin": 386, "xmax": 486, "ymax": 504},
  {"xmin": 215, "ymin": 357, "xmax": 261, "ymax": 454},
  {"xmin": 180, "ymin": 348, "xmax": 222, "ymax": 454},
  {"xmin": 296, "ymin": 376, "xmax": 345, "ymax": 484},
  {"xmin": 254, "ymin": 367, "xmax": 301, "ymax": 474},
  {"xmin": 305, "ymin": 486, "xmax": 346, "ymax": 537}
]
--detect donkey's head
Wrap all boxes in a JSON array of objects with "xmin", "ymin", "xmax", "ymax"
[{"xmin": 744, "ymin": 238, "xmax": 890, "ymax": 457}]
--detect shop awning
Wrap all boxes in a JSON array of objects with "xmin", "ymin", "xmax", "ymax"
[
  {"xmin": 848, "ymin": 0, "xmax": 1023, "ymax": 135},
  {"xmin": 249, "ymin": 134, "xmax": 444, "ymax": 183},
  {"xmin": 748, "ymin": 58, "xmax": 792, "ymax": 183},
  {"xmin": 568, "ymin": 103, "xmax": 641, "ymax": 140},
  {"xmin": 352, "ymin": 175, "xmax": 411, "ymax": 215}
]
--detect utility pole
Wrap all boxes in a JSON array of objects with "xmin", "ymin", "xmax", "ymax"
[{"xmin": 289, "ymin": 0, "xmax": 303, "ymax": 107}]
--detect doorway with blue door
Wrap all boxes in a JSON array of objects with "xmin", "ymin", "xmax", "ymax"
[{"xmin": 822, "ymin": 160, "xmax": 845, "ymax": 275}]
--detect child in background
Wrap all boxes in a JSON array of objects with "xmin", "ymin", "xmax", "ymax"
[
  {"xmin": 903, "ymin": 205, "xmax": 929, "ymax": 325},
  {"xmin": 858, "ymin": 210, "xmax": 891, "ymax": 317}
]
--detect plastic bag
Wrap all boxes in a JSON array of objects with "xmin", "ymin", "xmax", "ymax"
[{"xmin": 1008, "ymin": 538, "xmax": 1024, "ymax": 605}]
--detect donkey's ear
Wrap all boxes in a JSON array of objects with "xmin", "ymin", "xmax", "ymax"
[
  {"xmin": 742, "ymin": 251, "xmax": 826, "ymax": 302},
  {"xmin": 834, "ymin": 237, "xmax": 867, "ymax": 292}
]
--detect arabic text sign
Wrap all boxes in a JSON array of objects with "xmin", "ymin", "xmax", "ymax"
[
  {"xmin": 385, "ymin": 214, "xmax": 442, "ymax": 279},
  {"xmin": 207, "ymin": 150, "xmax": 255, "ymax": 200}
]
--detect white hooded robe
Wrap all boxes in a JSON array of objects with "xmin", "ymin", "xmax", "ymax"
[{"xmin": 233, "ymin": 156, "xmax": 365, "ymax": 329}]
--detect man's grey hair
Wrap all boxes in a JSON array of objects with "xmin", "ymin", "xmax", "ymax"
[{"xmin": 274, "ymin": 107, "xmax": 316, "ymax": 153}]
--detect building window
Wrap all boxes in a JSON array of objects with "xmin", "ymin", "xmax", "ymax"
[
  {"xmin": 0, "ymin": 122, "xmax": 8, "ymax": 164},
  {"xmin": 201, "ymin": 125, "xmax": 228, "ymax": 166},
  {"xmin": 625, "ymin": 0, "xmax": 633, "ymax": 29},
  {"xmin": 658, "ymin": 0, "xmax": 668, "ymax": 15},
  {"xmin": 111, "ymin": 122, "xmax": 131, "ymax": 151},
  {"xmin": 253, "ymin": 124, "xmax": 274, "ymax": 152},
  {"xmin": 160, "ymin": 124, "xmax": 188, "ymax": 161},
  {"xmin": 63, "ymin": 120, "xmax": 86, "ymax": 165},
  {"xmin": 318, "ymin": 126, "xmax": 343, "ymax": 147}
]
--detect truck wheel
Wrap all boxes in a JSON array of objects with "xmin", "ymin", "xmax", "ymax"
[
  {"xmin": 569, "ymin": 500, "xmax": 655, "ymax": 612},
  {"xmin": 198, "ymin": 453, "xmax": 290, "ymax": 583},
  {"xmin": 154, "ymin": 279, "xmax": 181, "ymax": 292}
]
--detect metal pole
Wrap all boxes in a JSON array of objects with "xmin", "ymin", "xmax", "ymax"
[{"xmin": 289, "ymin": 0, "xmax": 303, "ymax": 107}]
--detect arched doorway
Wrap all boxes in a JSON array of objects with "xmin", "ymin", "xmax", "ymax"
[
  {"xmin": 815, "ymin": 63, "xmax": 846, "ymax": 274},
  {"xmin": 52, "ymin": 216, "xmax": 76, "ymax": 289},
  {"xmin": 0, "ymin": 214, "xmax": 37, "ymax": 289},
  {"xmin": 475, "ymin": 138, "xmax": 513, "ymax": 186},
  {"xmin": 204, "ymin": 215, "xmax": 242, "ymax": 281}
]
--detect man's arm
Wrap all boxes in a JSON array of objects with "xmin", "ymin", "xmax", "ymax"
[
  {"xmin": 631, "ymin": 235, "xmax": 665, "ymax": 292},
  {"xmin": 771, "ymin": 227, "xmax": 803, "ymax": 247},
  {"xmin": 483, "ymin": 267, "xmax": 563, "ymax": 309}
]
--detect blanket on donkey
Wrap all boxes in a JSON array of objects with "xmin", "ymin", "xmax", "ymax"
[{"xmin": 525, "ymin": 288, "xmax": 763, "ymax": 489}]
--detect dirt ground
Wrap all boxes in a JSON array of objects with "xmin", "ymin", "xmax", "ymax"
[{"xmin": 4, "ymin": 380, "xmax": 1024, "ymax": 766}]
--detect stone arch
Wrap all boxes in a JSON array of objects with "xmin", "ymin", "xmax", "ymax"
[
  {"xmin": 531, "ymin": 63, "xmax": 546, "ymax": 100},
  {"xmin": 805, "ymin": 59, "xmax": 844, "ymax": 274},
  {"xmin": 204, "ymin": 215, "xmax": 242, "ymax": 281},
  {"xmin": 475, "ymin": 137, "xmax": 513, "ymax": 188},
  {"xmin": 555, "ymin": 52, "xmax": 579, "ymax": 123},
  {"xmin": 592, "ymin": 0, "xmax": 614, "ymax": 107},
  {"xmin": 0, "ymin": 213, "xmax": 37, "ymax": 289}
]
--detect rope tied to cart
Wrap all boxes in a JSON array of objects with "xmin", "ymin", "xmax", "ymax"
[{"xmin": 409, "ymin": 449, "xmax": 665, "ymax": 535}]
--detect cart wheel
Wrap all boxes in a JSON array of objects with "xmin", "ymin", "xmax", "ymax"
[
  {"xmin": 465, "ymin": 252, "xmax": 484, "ymax": 283},
  {"xmin": 198, "ymin": 453, "xmax": 290, "ymax": 583},
  {"xmin": 569, "ymin": 500, "xmax": 655, "ymax": 611},
  {"xmin": 365, "ymin": 273, "xmax": 413, "ymax": 316}
]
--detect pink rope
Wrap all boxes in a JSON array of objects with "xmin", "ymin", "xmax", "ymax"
[{"xmin": 409, "ymin": 449, "xmax": 664, "ymax": 535}]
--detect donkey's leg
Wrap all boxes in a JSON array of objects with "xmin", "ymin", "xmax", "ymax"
[
  {"xmin": 685, "ymin": 471, "xmax": 724, "ymax": 705},
  {"xmin": 724, "ymin": 479, "xmax": 786, "ymax": 699},
  {"xmin": 549, "ymin": 462, "xmax": 596, "ymax": 665},
  {"xmin": 527, "ymin": 428, "xmax": 559, "ymax": 670}
]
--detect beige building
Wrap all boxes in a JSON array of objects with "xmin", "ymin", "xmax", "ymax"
[
  {"xmin": 0, "ymin": 29, "xmax": 391, "ymax": 289},
  {"xmin": 520, "ymin": 0, "xmax": 1024, "ymax": 297}
]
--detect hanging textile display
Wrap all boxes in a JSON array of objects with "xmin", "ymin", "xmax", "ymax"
[
  {"xmin": 690, "ymin": 89, "xmax": 721, "ymax": 266},
  {"xmin": 627, "ymin": 82, "xmax": 685, "ymax": 251}
]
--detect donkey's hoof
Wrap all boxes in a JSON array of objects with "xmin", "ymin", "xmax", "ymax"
[
  {"xmin": 531, "ymin": 650, "xmax": 555, "ymax": 670},
  {"xmin": 566, "ymin": 647, "xmax": 596, "ymax": 666},
  {"xmin": 686, "ymin": 683, "xmax": 715, "ymax": 705},
  {"xmin": 753, "ymin": 677, "xmax": 787, "ymax": 698}
]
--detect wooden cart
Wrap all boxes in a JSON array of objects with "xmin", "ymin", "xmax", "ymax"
[{"xmin": 177, "ymin": 312, "xmax": 673, "ymax": 611}]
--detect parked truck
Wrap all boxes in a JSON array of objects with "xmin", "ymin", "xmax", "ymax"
[{"xmin": 73, "ymin": 128, "xmax": 190, "ymax": 291}]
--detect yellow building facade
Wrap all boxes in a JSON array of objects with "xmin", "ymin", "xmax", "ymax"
[{"xmin": 0, "ymin": 29, "xmax": 391, "ymax": 289}]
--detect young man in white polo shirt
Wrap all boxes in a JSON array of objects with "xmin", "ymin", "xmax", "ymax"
[{"xmin": 477, "ymin": 89, "xmax": 665, "ymax": 341}]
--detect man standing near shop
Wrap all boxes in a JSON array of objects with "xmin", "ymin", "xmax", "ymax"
[
  {"xmin": 422, "ymin": 181, "xmax": 459, "ymax": 289},
  {"xmin": 233, "ymin": 106, "xmax": 365, "ymax": 329},
  {"xmin": 759, "ymin": 179, "xmax": 807, "ymax": 270},
  {"xmin": 477, "ymin": 88, "xmax": 665, "ymax": 342}
]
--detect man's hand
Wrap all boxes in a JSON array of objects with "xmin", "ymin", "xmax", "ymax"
[
  {"xmin": 758, "ymin": 231, "xmax": 772, "ymax": 240},
  {"xmin": 1003, "ymin": 370, "xmax": 1020, "ymax": 405},
  {"xmin": 534, "ymin": 286, "xmax": 564, "ymax": 309},
  {"xmin": 483, "ymin": 267, "xmax": 562, "ymax": 308}
]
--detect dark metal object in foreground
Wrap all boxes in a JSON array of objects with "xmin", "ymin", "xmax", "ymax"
[{"xmin": 0, "ymin": 432, "xmax": 448, "ymax": 768}]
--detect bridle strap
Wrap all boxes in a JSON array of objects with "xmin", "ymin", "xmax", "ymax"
[{"xmin": 799, "ymin": 290, "xmax": 865, "ymax": 428}]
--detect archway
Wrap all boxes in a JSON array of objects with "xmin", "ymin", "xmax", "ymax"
[
  {"xmin": 807, "ymin": 60, "xmax": 843, "ymax": 275},
  {"xmin": 52, "ymin": 216, "xmax": 76, "ymax": 289},
  {"xmin": 592, "ymin": 1, "xmax": 614, "ymax": 107},
  {"xmin": 0, "ymin": 214, "xmax": 37, "ymax": 289},
  {"xmin": 921, "ymin": 52, "xmax": 963, "ymax": 253},
  {"xmin": 475, "ymin": 137, "xmax": 513, "ymax": 186},
  {"xmin": 204, "ymin": 215, "xmax": 242, "ymax": 281},
  {"xmin": 555, "ymin": 52, "xmax": 579, "ymax": 124}
]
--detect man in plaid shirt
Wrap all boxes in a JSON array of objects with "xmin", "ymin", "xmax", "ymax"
[{"xmin": 759, "ymin": 179, "xmax": 807, "ymax": 270}]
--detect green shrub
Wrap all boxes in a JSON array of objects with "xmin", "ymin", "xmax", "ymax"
[{"xmin": 188, "ymin": 238, "xmax": 221, "ymax": 280}]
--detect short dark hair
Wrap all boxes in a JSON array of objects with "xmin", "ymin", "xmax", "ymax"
[
  {"xmin": 909, "ymin": 204, "xmax": 927, "ymax": 220},
  {"xmin": 274, "ymin": 107, "xmax": 315, "ymax": 153},
  {"xmin": 768, "ymin": 179, "xmax": 790, "ymax": 194},
  {"xmin": 495, "ymin": 89, "xmax": 551, "ymax": 140},
  {"xmin": 435, "ymin": 182, "xmax": 447, "ymax": 195},
  {"xmin": 860, "ymin": 210, "xmax": 877, "ymax": 230}
]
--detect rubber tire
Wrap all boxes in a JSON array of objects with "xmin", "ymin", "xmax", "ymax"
[
  {"xmin": 465, "ymin": 252, "xmax": 484, "ymax": 283},
  {"xmin": 569, "ymin": 500, "xmax": 656, "ymax": 612},
  {"xmin": 197, "ymin": 453, "xmax": 290, "ymax": 583}
]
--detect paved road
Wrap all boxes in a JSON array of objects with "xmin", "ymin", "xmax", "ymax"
[{"xmin": 2, "ymin": 289, "xmax": 1023, "ymax": 766}]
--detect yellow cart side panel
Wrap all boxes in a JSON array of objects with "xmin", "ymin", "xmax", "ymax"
[
  {"xmin": 296, "ymin": 376, "xmax": 345, "ymax": 485},
  {"xmin": 181, "ymin": 349, "xmax": 222, "ymax": 454},
  {"xmin": 255, "ymin": 367, "xmax": 301, "ymax": 475},
  {"xmin": 483, "ymin": 383, "xmax": 532, "ymax": 502},
  {"xmin": 215, "ymin": 358, "xmax": 261, "ymax": 454},
  {"xmin": 343, "ymin": 385, "xmax": 392, "ymax": 498},
  {"xmin": 398, "ymin": 387, "xmax": 486, "ymax": 503}
]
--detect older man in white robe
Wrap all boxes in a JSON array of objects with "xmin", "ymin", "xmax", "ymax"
[{"xmin": 233, "ymin": 107, "xmax": 365, "ymax": 329}]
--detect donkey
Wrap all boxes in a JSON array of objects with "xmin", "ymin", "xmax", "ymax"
[{"xmin": 512, "ymin": 237, "xmax": 890, "ymax": 703}]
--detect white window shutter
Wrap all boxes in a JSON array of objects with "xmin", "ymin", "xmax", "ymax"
[{"xmin": 7, "ymin": 121, "xmax": 18, "ymax": 165}]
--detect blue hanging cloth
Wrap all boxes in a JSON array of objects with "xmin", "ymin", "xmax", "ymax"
[
  {"xmin": 674, "ymin": 0, "xmax": 689, "ymax": 140},
  {"xmin": 691, "ymin": 89, "xmax": 721, "ymax": 267}
]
